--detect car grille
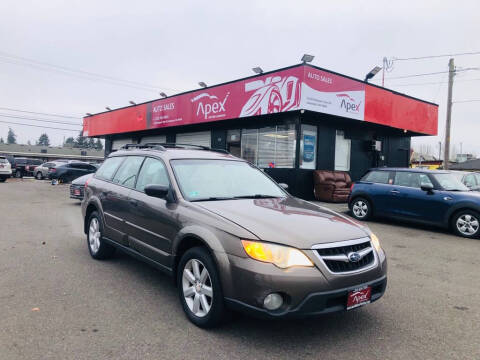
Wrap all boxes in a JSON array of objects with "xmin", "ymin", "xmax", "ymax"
[
  {"xmin": 70, "ymin": 185, "xmax": 84, "ymax": 198},
  {"xmin": 314, "ymin": 239, "xmax": 375, "ymax": 273}
]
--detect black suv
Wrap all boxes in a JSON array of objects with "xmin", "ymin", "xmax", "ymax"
[
  {"xmin": 11, "ymin": 157, "xmax": 43, "ymax": 178},
  {"xmin": 81, "ymin": 144, "xmax": 387, "ymax": 328}
]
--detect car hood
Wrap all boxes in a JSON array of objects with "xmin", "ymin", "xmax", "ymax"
[{"xmin": 196, "ymin": 197, "xmax": 370, "ymax": 249}]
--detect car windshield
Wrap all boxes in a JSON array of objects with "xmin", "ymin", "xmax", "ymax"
[
  {"xmin": 171, "ymin": 159, "xmax": 286, "ymax": 201},
  {"xmin": 0, "ymin": 157, "xmax": 7, "ymax": 163},
  {"xmin": 433, "ymin": 173, "xmax": 469, "ymax": 191}
]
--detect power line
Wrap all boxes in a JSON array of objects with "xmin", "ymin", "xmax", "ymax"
[
  {"xmin": 453, "ymin": 99, "xmax": 480, "ymax": 103},
  {"xmin": 376, "ymin": 78, "xmax": 480, "ymax": 87},
  {"xmin": 383, "ymin": 68, "xmax": 479, "ymax": 80},
  {"xmin": 0, "ymin": 57, "xmax": 164, "ymax": 93},
  {"xmin": 0, "ymin": 120, "xmax": 80, "ymax": 132},
  {"xmin": 0, "ymin": 106, "xmax": 81, "ymax": 119},
  {"xmin": 393, "ymin": 51, "xmax": 480, "ymax": 61},
  {"xmin": 0, "ymin": 51, "xmax": 179, "ymax": 92},
  {"xmin": 372, "ymin": 68, "xmax": 479, "ymax": 82},
  {"xmin": 0, "ymin": 113, "xmax": 82, "ymax": 126}
]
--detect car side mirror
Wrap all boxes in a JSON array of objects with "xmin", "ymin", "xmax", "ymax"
[
  {"xmin": 144, "ymin": 184, "xmax": 169, "ymax": 199},
  {"xmin": 279, "ymin": 183, "xmax": 289, "ymax": 190},
  {"xmin": 421, "ymin": 183, "xmax": 434, "ymax": 193}
]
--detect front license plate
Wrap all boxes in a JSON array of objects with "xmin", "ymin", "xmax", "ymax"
[
  {"xmin": 74, "ymin": 189, "xmax": 81, "ymax": 195},
  {"xmin": 346, "ymin": 286, "xmax": 371, "ymax": 310}
]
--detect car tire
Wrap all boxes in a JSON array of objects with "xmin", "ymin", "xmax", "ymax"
[
  {"xmin": 177, "ymin": 247, "xmax": 228, "ymax": 328},
  {"xmin": 350, "ymin": 197, "xmax": 372, "ymax": 221},
  {"xmin": 0, "ymin": 178, "xmax": 6, "ymax": 182},
  {"xmin": 35, "ymin": 172, "xmax": 43, "ymax": 180},
  {"xmin": 87, "ymin": 211, "xmax": 116, "ymax": 259},
  {"xmin": 15, "ymin": 171, "xmax": 22, "ymax": 178},
  {"xmin": 452, "ymin": 210, "xmax": 480, "ymax": 239}
]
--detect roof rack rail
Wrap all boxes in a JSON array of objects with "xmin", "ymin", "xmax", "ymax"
[
  {"xmin": 120, "ymin": 142, "xmax": 230, "ymax": 154},
  {"xmin": 143, "ymin": 143, "xmax": 230, "ymax": 154},
  {"xmin": 120, "ymin": 143, "xmax": 166, "ymax": 150}
]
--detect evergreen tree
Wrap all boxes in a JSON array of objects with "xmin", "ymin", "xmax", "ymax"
[
  {"xmin": 64, "ymin": 137, "xmax": 75, "ymax": 147},
  {"xmin": 95, "ymin": 139, "xmax": 103, "ymax": 150},
  {"xmin": 7, "ymin": 128, "xmax": 16, "ymax": 144},
  {"xmin": 87, "ymin": 137, "xmax": 95, "ymax": 149},
  {"xmin": 75, "ymin": 131, "xmax": 87, "ymax": 148},
  {"xmin": 37, "ymin": 133, "xmax": 50, "ymax": 146}
]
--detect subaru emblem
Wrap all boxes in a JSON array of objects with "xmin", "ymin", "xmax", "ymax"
[{"xmin": 348, "ymin": 252, "xmax": 362, "ymax": 263}]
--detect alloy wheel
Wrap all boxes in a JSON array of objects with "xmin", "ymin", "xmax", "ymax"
[
  {"xmin": 182, "ymin": 259, "xmax": 213, "ymax": 317},
  {"xmin": 456, "ymin": 214, "xmax": 479, "ymax": 236},
  {"xmin": 88, "ymin": 218, "xmax": 101, "ymax": 254},
  {"xmin": 352, "ymin": 200, "xmax": 368, "ymax": 218}
]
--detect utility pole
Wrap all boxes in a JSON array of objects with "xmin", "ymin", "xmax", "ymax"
[
  {"xmin": 438, "ymin": 141, "xmax": 442, "ymax": 161},
  {"xmin": 444, "ymin": 58, "xmax": 455, "ymax": 170}
]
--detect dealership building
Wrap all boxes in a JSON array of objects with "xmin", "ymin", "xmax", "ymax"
[{"xmin": 83, "ymin": 63, "xmax": 438, "ymax": 199}]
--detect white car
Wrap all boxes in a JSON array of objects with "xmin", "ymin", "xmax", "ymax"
[{"xmin": 0, "ymin": 156, "xmax": 12, "ymax": 182}]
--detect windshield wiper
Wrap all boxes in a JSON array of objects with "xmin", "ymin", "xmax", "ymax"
[
  {"xmin": 190, "ymin": 196, "xmax": 237, "ymax": 202},
  {"xmin": 233, "ymin": 194, "xmax": 280, "ymax": 199}
]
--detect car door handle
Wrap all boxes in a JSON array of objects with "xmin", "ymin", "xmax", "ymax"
[
  {"xmin": 390, "ymin": 190, "xmax": 400, "ymax": 194},
  {"xmin": 129, "ymin": 199, "xmax": 138, "ymax": 207}
]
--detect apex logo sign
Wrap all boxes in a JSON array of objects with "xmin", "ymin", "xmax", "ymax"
[
  {"xmin": 191, "ymin": 92, "xmax": 230, "ymax": 119},
  {"xmin": 337, "ymin": 93, "xmax": 361, "ymax": 113}
]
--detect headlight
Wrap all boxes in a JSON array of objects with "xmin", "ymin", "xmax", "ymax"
[
  {"xmin": 241, "ymin": 240, "xmax": 313, "ymax": 268},
  {"xmin": 370, "ymin": 233, "xmax": 381, "ymax": 252}
]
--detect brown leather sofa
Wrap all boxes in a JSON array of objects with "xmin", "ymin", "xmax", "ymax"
[{"xmin": 313, "ymin": 170, "xmax": 352, "ymax": 203}]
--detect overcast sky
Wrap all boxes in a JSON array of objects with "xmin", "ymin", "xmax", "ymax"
[{"xmin": 0, "ymin": 0, "xmax": 478, "ymax": 156}]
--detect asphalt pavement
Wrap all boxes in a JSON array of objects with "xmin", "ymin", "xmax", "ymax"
[{"xmin": 1, "ymin": 178, "xmax": 479, "ymax": 360}]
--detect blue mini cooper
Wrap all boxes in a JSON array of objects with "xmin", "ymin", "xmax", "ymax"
[{"xmin": 349, "ymin": 168, "xmax": 480, "ymax": 238}]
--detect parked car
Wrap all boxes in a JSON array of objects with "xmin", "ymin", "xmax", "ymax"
[
  {"xmin": 0, "ymin": 156, "xmax": 12, "ymax": 182},
  {"xmin": 34, "ymin": 160, "xmax": 68, "ymax": 180},
  {"xmin": 70, "ymin": 173, "xmax": 93, "ymax": 200},
  {"xmin": 49, "ymin": 162, "xmax": 97, "ymax": 183},
  {"xmin": 82, "ymin": 144, "xmax": 387, "ymax": 328},
  {"xmin": 10, "ymin": 158, "xmax": 43, "ymax": 178},
  {"xmin": 349, "ymin": 168, "xmax": 480, "ymax": 238},
  {"xmin": 451, "ymin": 171, "xmax": 480, "ymax": 191}
]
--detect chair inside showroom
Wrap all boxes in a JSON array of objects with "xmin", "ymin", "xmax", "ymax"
[{"xmin": 313, "ymin": 170, "xmax": 352, "ymax": 203}]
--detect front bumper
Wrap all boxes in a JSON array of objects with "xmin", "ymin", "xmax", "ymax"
[
  {"xmin": 221, "ymin": 248, "xmax": 387, "ymax": 319},
  {"xmin": 225, "ymin": 275, "xmax": 387, "ymax": 318}
]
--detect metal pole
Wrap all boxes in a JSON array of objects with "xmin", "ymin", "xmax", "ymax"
[
  {"xmin": 444, "ymin": 58, "xmax": 455, "ymax": 170},
  {"xmin": 382, "ymin": 57, "xmax": 386, "ymax": 87}
]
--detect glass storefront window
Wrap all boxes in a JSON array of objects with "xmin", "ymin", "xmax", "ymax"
[
  {"xmin": 300, "ymin": 124, "xmax": 317, "ymax": 169},
  {"xmin": 334, "ymin": 130, "xmax": 351, "ymax": 171},
  {"xmin": 240, "ymin": 125, "xmax": 296, "ymax": 168}
]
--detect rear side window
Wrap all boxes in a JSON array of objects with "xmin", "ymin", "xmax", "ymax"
[
  {"xmin": 95, "ymin": 157, "xmax": 124, "ymax": 181},
  {"xmin": 475, "ymin": 174, "xmax": 480, "ymax": 186},
  {"xmin": 464, "ymin": 174, "xmax": 477, "ymax": 188},
  {"xmin": 135, "ymin": 157, "xmax": 169, "ymax": 192},
  {"xmin": 112, "ymin": 156, "xmax": 144, "ymax": 188},
  {"xmin": 394, "ymin": 172, "xmax": 433, "ymax": 188},
  {"xmin": 363, "ymin": 171, "xmax": 390, "ymax": 184}
]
